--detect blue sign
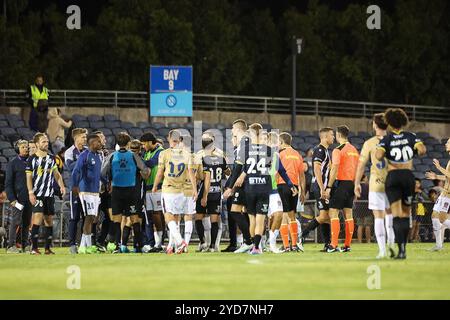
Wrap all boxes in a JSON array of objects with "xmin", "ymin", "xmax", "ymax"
[{"xmin": 150, "ymin": 65, "xmax": 193, "ymax": 117}]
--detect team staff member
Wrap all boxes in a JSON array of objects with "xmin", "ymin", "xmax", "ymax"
[
  {"xmin": 26, "ymin": 75, "xmax": 49, "ymax": 132},
  {"xmin": 324, "ymin": 125, "xmax": 359, "ymax": 253},
  {"xmin": 141, "ymin": 132, "xmax": 165, "ymax": 252},
  {"xmin": 277, "ymin": 132, "xmax": 306, "ymax": 252},
  {"xmin": 5, "ymin": 140, "xmax": 32, "ymax": 253},
  {"xmin": 71, "ymin": 134, "xmax": 103, "ymax": 254},
  {"xmin": 354, "ymin": 113, "xmax": 394, "ymax": 259},
  {"xmin": 376, "ymin": 108, "xmax": 426, "ymax": 259},
  {"xmin": 65, "ymin": 128, "xmax": 88, "ymax": 254},
  {"xmin": 300, "ymin": 127, "xmax": 334, "ymax": 251},
  {"xmin": 101, "ymin": 132, "xmax": 150, "ymax": 253},
  {"xmin": 26, "ymin": 133, "xmax": 66, "ymax": 255},
  {"xmin": 152, "ymin": 130, "xmax": 197, "ymax": 254}
]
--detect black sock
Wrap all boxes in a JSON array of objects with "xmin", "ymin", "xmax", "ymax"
[
  {"xmin": 195, "ymin": 220, "xmax": 205, "ymax": 244},
  {"xmin": 399, "ymin": 217, "xmax": 410, "ymax": 254},
  {"xmin": 210, "ymin": 222, "xmax": 219, "ymax": 248},
  {"xmin": 233, "ymin": 213, "xmax": 252, "ymax": 245},
  {"xmin": 253, "ymin": 234, "xmax": 262, "ymax": 248},
  {"xmin": 91, "ymin": 223, "xmax": 97, "ymax": 246},
  {"xmin": 320, "ymin": 223, "xmax": 331, "ymax": 245},
  {"xmin": 132, "ymin": 223, "xmax": 142, "ymax": 249},
  {"xmin": 31, "ymin": 225, "xmax": 40, "ymax": 250},
  {"xmin": 393, "ymin": 217, "xmax": 402, "ymax": 252},
  {"xmin": 114, "ymin": 222, "xmax": 121, "ymax": 246},
  {"xmin": 302, "ymin": 219, "xmax": 320, "ymax": 238},
  {"xmin": 44, "ymin": 226, "xmax": 53, "ymax": 250},
  {"xmin": 122, "ymin": 226, "xmax": 131, "ymax": 246}
]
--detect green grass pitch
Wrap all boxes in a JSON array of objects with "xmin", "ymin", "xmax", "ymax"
[{"xmin": 1, "ymin": 243, "xmax": 449, "ymax": 300}]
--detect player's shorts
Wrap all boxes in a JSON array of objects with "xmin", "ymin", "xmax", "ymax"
[
  {"xmin": 268, "ymin": 192, "xmax": 283, "ymax": 217},
  {"xmin": 111, "ymin": 187, "xmax": 135, "ymax": 216},
  {"xmin": 161, "ymin": 192, "xmax": 186, "ymax": 215},
  {"xmin": 277, "ymin": 184, "xmax": 298, "ymax": 212},
  {"xmin": 329, "ymin": 180, "xmax": 355, "ymax": 210},
  {"xmin": 245, "ymin": 191, "xmax": 270, "ymax": 215},
  {"xmin": 99, "ymin": 192, "xmax": 111, "ymax": 211},
  {"xmin": 69, "ymin": 192, "xmax": 83, "ymax": 220},
  {"xmin": 433, "ymin": 195, "xmax": 450, "ymax": 214},
  {"xmin": 368, "ymin": 191, "xmax": 390, "ymax": 211},
  {"xmin": 231, "ymin": 187, "xmax": 246, "ymax": 206},
  {"xmin": 385, "ymin": 170, "xmax": 415, "ymax": 206},
  {"xmin": 312, "ymin": 183, "xmax": 329, "ymax": 211},
  {"xmin": 184, "ymin": 196, "xmax": 197, "ymax": 215},
  {"xmin": 79, "ymin": 193, "xmax": 101, "ymax": 217},
  {"xmin": 145, "ymin": 191, "xmax": 162, "ymax": 212},
  {"xmin": 196, "ymin": 198, "xmax": 221, "ymax": 215},
  {"xmin": 32, "ymin": 196, "xmax": 55, "ymax": 215}
]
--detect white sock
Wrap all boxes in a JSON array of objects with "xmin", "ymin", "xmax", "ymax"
[
  {"xmin": 168, "ymin": 221, "xmax": 183, "ymax": 246},
  {"xmin": 202, "ymin": 217, "xmax": 211, "ymax": 247},
  {"xmin": 215, "ymin": 220, "xmax": 222, "ymax": 250},
  {"xmin": 184, "ymin": 220, "xmax": 193, "ymax": 245},
  {"xmin": 85, "ymin": 234, "xmax": 92, "ymax": 247},
  {"xmin": 432, "ymin": 218, "xmax": 442, "ymax": 248},
  {"xmin": 80, "ymin": 234, "xmax": 86, "ymax": 247},
  {"xmin": 274, "ymin": 229, "xmax": 279, "ymax": 238},
  {"xmin": 374, "ymin": 218, "xmax": 386, "ymax": 255},
  {"xmin": 237, "ymin": 233, "xmax": 243, "ymax": 246},
  {"xmin": 259, "ymin": 235, "xmax": 265, "ymax": 250},
  {"xmin": 296, "ymin": 219, "xmax": 302, "ymax": 239},
  {"xmin": 385, "ymin": 214, "xmax": 395, "ymax": 246},
  {"xmin": 269, "ymin": 230, "xmax": 277, "ymax": 248},
  {"xmin": 154, "ymin": 231, "xmax": 163, "ymax": 248},
  {"xmin": 167, "ymin": 230, "xmax": 173, "ymax": 248}
]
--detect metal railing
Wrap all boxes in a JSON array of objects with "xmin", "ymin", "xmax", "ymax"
[{"xmin": 1, "ymin": 89, "xmax": 449, "ymax": 123}]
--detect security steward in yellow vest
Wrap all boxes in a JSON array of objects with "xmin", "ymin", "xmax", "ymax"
[{"xmin": 27, "ymin": 75, "xmax": 49, "ymax": 133}]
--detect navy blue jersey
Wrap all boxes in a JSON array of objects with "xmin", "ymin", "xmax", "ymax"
[{"xmin": 378, "ymin": 131, "xmax": 423, "ymax": 164}]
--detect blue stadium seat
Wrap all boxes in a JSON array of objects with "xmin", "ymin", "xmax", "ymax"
[
  {"xmin": 129, "ymin": 128, "xmax": 143, "ymax": 138},
  {"xmin": 421, "ymin": 179, "xmax": 434, "ymax": 191},
  {"xmin": 104, "ymin": 114, "xmax": 119, "ymax": 122},
  {"xmin": 0, "ymin": 156, "xmax": 7, "ymax": 163},
  {"xmin": 120, "ymin": 121, "xmax": 134, "ymax": 129},
  {"xmin": 2, "ymin": 148, "xmax": 16, "ymax": 157},
  {"xmin": 22, "ymin": 132, "xmax": 34, "ymax": 141},
  {"xmin": 0, "ymin": 120, "xmax": 8, "ymax": 128},
  {"xmin": 97, "ymin": 128, "xmax": 112, "ymax": 136},
  {"xmin": 304, "ymin": 137, "xmax": 319, "ymax": 145},
  {"xmin": 0, "ymin": 141, "xmax": 11, "ymax": 149},
  {"xmin": 112, "ymin": 128, "xmax": 127, "ymax": 136},
  {"xmin": 350, "ymin": 137, "xmax": 365, "ymax": 145},
  {"xmin": 137, "ymin": 122, "xmax": 150, "ymax": 129},
  {"xmin": 298, "ymin": 130, "xmax": 310, "ymax": 137},
  {"xmin": 202, "ymin": 123, "xmax": 212, "ymax": 130},
  {"xmin": 5, "ymin": 114, "xmax": 21, "ymax": 122},
  {"xmin": 429, "ymin": 152, "xmax": 443, "ymax": 159},
  {"xmin": 74, "ymin": 121, "xmax": 89, "ymax": 129},
  {"xmin": 9, "ymin": 120, "xmax": 25, "ymax": 128},
  {"xmin": 422, "ymin": 158, "xmax": 434, "ymax": 166},
  {"xmin": 105, "ymin": 121, "xmax": 121, "ymax": 129},
  {"xmin": 72, "ymin": 114, "xmax": 87, "ymax": 122},
  {"xmin": 89, "ymin": 121, "xmax": 105, "ymax": 130},
  {"xmin": 357, "ymin": 131, "xmax": 371, "ymax": 139},
  {"xmin": 87, "ymin": 115, "xmax": 103, "ymax": 122},
  {"xmin": 262, "ymin": 123, "xmax": 272, "ymax": 130},
  {"xmin": 414, "ymin": 172, "xmax": 426, "ymax": 180},
  {"xmin": 416, "ymin": 132, "xmax": 430, "ymax": 139},
  {"xmin": 168, "ymin": 122, "xmax": 180, "ymax": 129},
  {"xmin": 0, "ymin": 128, "xmax": 16, "ymax": 137},
  {"xmin": 105, "ymin": 135, "xmax": 115, "ymax": 149},
  {"xmin": 158, "ymin": 128, "xmax": 170, "ymax": 137},
  {"xmin": 0, "ymin": 114, "xmax": 6, "ymax": 120},
  {"xmin": 415, "ymin": 164, "xmax": 430, "ymax": 172},
  {"xmin": 152, "ymin": 122, "xmax": 165, "ymax": 130},
  {"xmin": 413, "ymin": 158, "xmax": 422, "ymax": 166}
]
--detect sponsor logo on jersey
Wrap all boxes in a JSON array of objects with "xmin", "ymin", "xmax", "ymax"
[{"xmin": 249, "ymin": 177, "xmax": 267, "ymax": 185}]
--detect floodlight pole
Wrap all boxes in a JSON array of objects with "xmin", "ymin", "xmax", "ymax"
[{"xmin": 291, "ymin": 36, "xmax": 302, "ymax": 132}]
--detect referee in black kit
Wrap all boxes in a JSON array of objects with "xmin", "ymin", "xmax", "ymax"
[{"xmin": 5, "ymin": 140, "xmax": 32, "ymax": 253}]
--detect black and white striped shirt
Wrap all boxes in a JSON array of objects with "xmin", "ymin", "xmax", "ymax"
[
  {"xmin": 312, "ymin": 144, "xmax": 331, "ymax": 187},
  {"xmin": 26, "ymin": 154, "xmax": 58, "ymax": 197}
]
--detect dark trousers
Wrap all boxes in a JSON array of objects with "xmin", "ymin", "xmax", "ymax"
[
  {"xmin": 8, "ymin": 203, "xmax": 32, "ymax": 248},
  {"xmin": 226, "ymin": 197, "xmax": 237, "ymax": 247}
]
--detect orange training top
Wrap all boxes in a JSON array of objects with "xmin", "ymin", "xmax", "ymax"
[
  {"xmin": 332, "ymin": 142, "xmax": 359, "ymax": 181},
  {"xmin": 277, "ymin": 146, "xmax": 303, "ymax": 186}
]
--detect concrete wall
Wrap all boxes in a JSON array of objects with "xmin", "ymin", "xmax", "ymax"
[{"xmin": 5, "ymin": 106, "xmax": 449, "ymax": 139}]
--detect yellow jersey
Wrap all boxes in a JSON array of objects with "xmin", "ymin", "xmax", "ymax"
[
  {"xmin": 158, "ymin": 147, "xmax": 192, "ymax": 194},
  {"xmin": 360, "ymin": 136, "xmax": 388, "ymax": 193},
  {"xmin": 183, "ymin": 152, "xmax": 204, "ymax": 197}
]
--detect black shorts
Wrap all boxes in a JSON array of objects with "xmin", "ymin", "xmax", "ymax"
[
  {"xmin": 245, "ymin": 192, "xmax": 270, "ymax": 215},
  {"xmin": 385, "ymin": 169, "xmax": 415, "ymax": 206},
  {"xmin": 99, "ymin": 192, "xmax": 111, "ymax": 214},
  {"xmin": 329, "ymin": 180, "xmax": 355, "ymax": 210},
  {"xmin": 32, "ymin": 196, "xmax": 55, "ymax": 215},
  {"xmin": 312, "ymin": 183, "xmax": 329, "ymax": 211},
  {"xmin": 196, "ymin": 198, "xmax": 221, "ymax": 215},
  {"xmin": 231, "ymin": 187, "xmax": 246, "ymax": 206},
  {"xmin": 111, "ymin": 187, "xmax": 136, "ymax": 216},
  {"xmin": 277, "ymin": 184, "xmax": 298, "ymax": 212}
]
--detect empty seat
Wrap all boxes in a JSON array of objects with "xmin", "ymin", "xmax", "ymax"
[
  {"xmin": 104, "ymin": 114, "xmax": 119, "ymax": 122},
  {"xmin": 0, "ymin": 128, "xmax": 16, "ymax": 137},
  {"xmin": 357, "ymin": 131, "xmax": 371, "ymax": 139},
  {"xmin": 112, "ymin": 128, "xmax": 128, "ymax": 136},
  {"xmin": 87, "ymin": 115, "xmax": 103, "ymax": 122},
  {"xmin": 152, "ymin": 122, "xmax": 165, "ymax": 129},
  {"xmin": 105, "ymin": 135, "xmax": 115, "ymax": 149},
  {"xmin": 416, "ymin": 132, "xmax": 430, "ymax": 139},
  {"xmin": 9, "ymin": 120, "xmax": 25, "ymax": 128},
  {"xmin": 97, "ymin": 128, "xmax": 112, "ymax": 136},
  {"xmin": 137, "ymin": 122, "xmax": 150, "ymax": 129},
  {"xmin": 202, "ymin": 123, "xmax": 212, "ymax": 130},
  {"xmin": 2, "ymin": 148, "xmax": 16, "ymax": 157},
  {"xmin": 350, "ymin": 137, "xmax": 365, "ymax": 145},
  {"xmin": 422, "ymin": 158, "xmax": 434, "ymax": 166},
  {"xmin": 0, "ymin": 120, "xmax": 8, "ymax": 127},
  {"xmin": 158, "ymin": 128, "xmax": 170, "ymax": 137},
  {"xmin": 120, "ymin": 121, "xmax": 134, "ymax": 129},
  {"xmin": 129, "ymin": 128, "xmax": 143, "ymax": 138},
  {"xmin": 5, "ymin": 114, "xmax": 21, "ymax": 122},
  {"xmin": 414, "ymin": 172, "xmax": 426, "ymax": 180},
  {"xmin": 0, "ymin": 141, "xmax": 11, "ymax": 149},
  {"xmin": 415, "ymin": 164, "xmax": 430, "ymax": 172},
  {"xmin": 424, "ymin": 138, "xmax": 439, "ymax": 146},
  {"xmin": 105, "ymin": 121, "xmax": 121, "ymax": 129},
  {"xmin": 22, "ymin": 132, "xmax": 34, "ymax": 141},
  {"xmin": 89, "ymin": 121, "xmax": 105, "ymax": 130},
  {"xmin": 74, "ymin": 121, "xmax": 89, "ymax": 129},
  {"xmin": 413, "ymin": 158, "xmax": 422, "ymax": 166},
  {"xmin": 421, "ymin": 179, "xmax": 434, "ymax": 191},
  {"xmin": 429, "ymin": 152, "xmax": 443, "ymax": 159},
  {"xmin": 0, "ymin": 114, "xmax": 6, "ymax": 120},
  {"xmin": 0, "ymin": 156, "xmax": 7, "ymax": 163},
  {"xmin": 298, "ymin": 130, "xmax": 310, "ymax": 137},
  {"xmin": 72, "ymin": 114, "xmax": 87, "ymax": 122}
]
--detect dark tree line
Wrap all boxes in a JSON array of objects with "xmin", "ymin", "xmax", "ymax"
[{"xmin": 0, "ymin": 0, "xmax": 449, "ymax": 106}]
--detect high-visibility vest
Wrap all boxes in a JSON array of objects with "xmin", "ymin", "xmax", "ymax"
[{"xmin": 30, "ymin": 85, "xmax": 49, "ymax": 108}]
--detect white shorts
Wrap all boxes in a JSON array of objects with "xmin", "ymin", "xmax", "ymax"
[
  {"xmin": 145, "ymin": 191, "xmax": 162, "ymax": 212},
  {"xmin": 184, "ymin": 196, "xmax": 196, "ymax": 215},
  {"xmin": 161, "ymin": 193, "xmax": 186, "ymax": 215},
  {"xmin": 79, "ymin": 193, "xmax": 100, "ymax": 217},
  {"xmin": 268, "ymin": 193, "xmax": 283, "ymax": 217},
  {"xmin": 368, "ymin": 192, "xmax": 390, "ymax": 211},
  {"xmin": 433, "ymin": 196, "xmax": 450, "ymax": 214}
]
